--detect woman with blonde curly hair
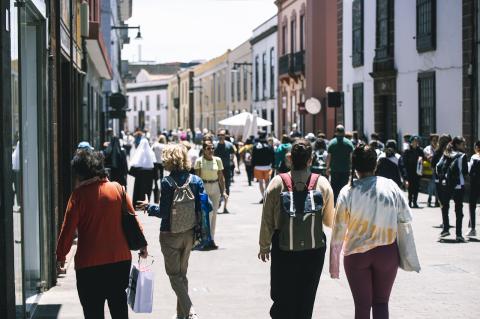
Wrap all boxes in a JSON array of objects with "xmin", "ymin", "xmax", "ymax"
[{"xmin": 137, "ymin": 144, "xmax": 204, "ymax": 319}]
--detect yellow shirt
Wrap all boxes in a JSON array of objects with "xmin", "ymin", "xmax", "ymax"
[{"xmin": 194, "ymin": 156, "xmax": 224, "ymax": 181}]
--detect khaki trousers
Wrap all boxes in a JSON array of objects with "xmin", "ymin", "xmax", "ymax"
[
  {"xmin": 204, "ymin": 182, "xmax": 221, "ymax": 240},
  {"xmin": 160, "ymin": 229, "xmax": 194, "ymax": 317}
]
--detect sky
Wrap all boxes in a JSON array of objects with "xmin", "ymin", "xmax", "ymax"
[{"xmin": 121, "ymin": 0, "xmax": 277, "ymax": 63}]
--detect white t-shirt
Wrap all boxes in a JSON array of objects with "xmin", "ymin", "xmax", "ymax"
[{"xmin": 151, "ymin": 142, "xmax": 165, "ymax": 164}]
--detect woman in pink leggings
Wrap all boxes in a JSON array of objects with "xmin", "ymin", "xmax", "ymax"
[{"xmin": 330, "ymin": 144, "xmax": 413, "ymax": 319}]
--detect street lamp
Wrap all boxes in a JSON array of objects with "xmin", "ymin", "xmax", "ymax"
[{"xmin": 111, "ymin": 25, "xmax": 142, "ymax": 40}]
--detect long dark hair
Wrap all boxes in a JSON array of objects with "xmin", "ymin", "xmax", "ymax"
[
  {"xmin": 290, "ymin": 139, "xmax": 313, "ymax": 170},
  {"xmin": 351, "ymin": 143, "xmax": 377, "ymax": 186}
]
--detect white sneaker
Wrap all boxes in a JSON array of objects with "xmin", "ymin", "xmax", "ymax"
[{"xmin": 189, "ymin": 314, "xmax": 199, "ymax": 319}]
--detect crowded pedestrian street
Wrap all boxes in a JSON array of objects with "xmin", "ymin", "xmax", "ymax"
[
  {"xmin": 3, "ymin": 1, "xmax": 480, "ymax": 319},
  {"xmin": 33, "ymin": 166, "xmax": 479, "ymax": 319}
]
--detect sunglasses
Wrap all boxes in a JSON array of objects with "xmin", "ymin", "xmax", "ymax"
[{"xmin": 205, "ymin": 147, "xmax": 214, "ymax": 150}]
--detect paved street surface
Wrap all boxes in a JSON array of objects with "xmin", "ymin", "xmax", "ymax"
[{"xmin": 35, "ymin": 169, "xmax": 480, "ymax": 318}]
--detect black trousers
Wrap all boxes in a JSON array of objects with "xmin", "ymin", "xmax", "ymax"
[
  {"xmin": 246, "ymin": 165, "xmax": 254, "ymax": 186},
  {"xmin": 438, "ymin": 185, "xmax": 464, "ymax": 236},
  {"xmin": 331, "ymin": 172, "xmax": 350, "ymax": 204},
  {"xmin": 223, "ymin": 169, "xmax": 231, "ymax": 195},
  {"xmin": 133, "ymin": 169, "xmax": 154, "ymax": 205},
  {"xmin": 469, "ymin": 184, "xmax": 480, "ymax": 230},
  {"xmin": 76, "ymin": 260, "xmax": 131, "ymax": 319},
  {"xmin": 407, "ymin": 175, "xmax": 421, "ymax": 205},
  {"xmin": 270, "ymin": 233, "xmax": 326, "ymax": 319}
]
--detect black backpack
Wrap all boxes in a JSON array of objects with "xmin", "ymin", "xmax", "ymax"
[
  {"xmin": 311, "ymin": 150, "xmax": 327, "ymax": 174},
  {"xmin": 469, "ymin": 158, "xmax": 480, "ymax": 184},
  {"xmin": 436, "ymin": 154, "xmax": 462, "ymax": 189}
]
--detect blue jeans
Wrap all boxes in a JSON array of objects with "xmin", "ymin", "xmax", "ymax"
[{"xmin": 427, "ymin": 175, "xmax": 437, "ymax": 203}]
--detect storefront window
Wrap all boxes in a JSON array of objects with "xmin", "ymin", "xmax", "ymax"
[{"xmin": 10, "ymin": 2, "xmax": 24, "ymax": 317}]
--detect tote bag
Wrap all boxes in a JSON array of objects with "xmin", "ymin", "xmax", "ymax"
[
  {"xmin": 127, "ymin": 262, "xmax": 154, "ymax": 313},
  {"xmin": 397, "ymin": 222, "xmax": 421, "ymax": 272}
]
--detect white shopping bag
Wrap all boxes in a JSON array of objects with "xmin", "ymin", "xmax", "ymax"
[{"xmin": 127, "ymin": 262, "xmax": 154, "ymax": 313}]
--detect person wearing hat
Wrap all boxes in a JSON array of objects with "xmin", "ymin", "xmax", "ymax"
[
  {"xmin": 400, "ymin": 136, "xmax": 424, "ymax": 208},
  {"xmin": 77, "ymin": 141, "xmax": 94, "ymax": 151},
  {"xmin": 326, "ymin": 125, "xmax": 354, "ymax": 203}
]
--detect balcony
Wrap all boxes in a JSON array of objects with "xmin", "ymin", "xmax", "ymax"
[
  {"xmin": 279, "ymin": 54, "xmax": 293, "ymax": 78},
  {"xmin": 293, "ymin": 51, "xmax": 305, "ymax": 75}
]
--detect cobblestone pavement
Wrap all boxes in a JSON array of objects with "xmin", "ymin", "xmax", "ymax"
[{"xmin": 36, "ymin": 169, "xmax": 480, "ymax": 318}]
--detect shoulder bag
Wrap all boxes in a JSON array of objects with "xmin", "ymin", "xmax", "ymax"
[{"xmin": 116, "ymin": 183, "xmax": 148, "ymax": 251}]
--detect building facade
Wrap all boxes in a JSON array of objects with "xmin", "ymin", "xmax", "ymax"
[
  {"xmin": 0, "ymin": 1, "xmax": 134, "ymax": 318},
  {"xmin": 193, "ymin": 52, "xmax": 229, "ymax": 131},
  {"xmin": 167, "ymin": 68, "xmax": 194, "ymax": 130},
  {"xmin": 276, "ymin": 0, "xmax": 339, "ymax": 137},
  {"xmin": 227, "ymin": 41, "xmax": 252, "ymax": 115},
  {"xmin": 251, "ymin": 15, "xmax": 278, "ymax": 134},
  {"xmin": 341, "ymin": 0, "xmax": 478, "ymax": 147},
  {"xmin": 126, "ymin": 70, "xmax": 170, "ymax": 135}
]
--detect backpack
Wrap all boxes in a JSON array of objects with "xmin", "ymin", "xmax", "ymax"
[
  {"xmin": 165, "ymin": 175, "xmax": 197, "ymax": 233},
  {"xmin": 469, "ymin": 157, "xmax": 480, "ymax": 185},
  {"xmin": 311, "ymin": 150, "xmax": 327, "ymax": 174},
  {"xmin": 278, "ymin": 173, "xmax": 325, "ymax": 252},
  {"xmin": 436, "ymin": 154, "xmax": 462, "ymax": 190}
]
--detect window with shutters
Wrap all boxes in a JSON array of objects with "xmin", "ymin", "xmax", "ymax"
[
  {"xmin": 418, "ymin": 72, "xmax": 436, "ymax": 139},
  {"xmin": 352, "ymin": 83, "xmax": 364, "ymax": 136},
  {"xmin": 237, "ymin": 70, "xmax": 241, "ymax": 102},
  {"xmin": 146, "ymin": 95, "xmax": 150, "ymax": 111},
  {"xmin": 262, "ymin": 52, "xmax": 267, "ymax": 100},
  {"xmin": 243, "ymin": 66, "xmax": 248, "ymax": 101},
  {"xmin": 255, "ymin": 55, "xmax": 260, "ymax": 101},
  {"xmin": 352, "ymin": 0, "xmax": 364, "ymax": 67},
  {"xmin": 375, "ymin": 0, "xmax": 392, "ymax": 60},
  {"xmin": 133, "ymin": 96, "xmax": 137, "ymax": 111},
  {"xmin": 270, "ymin": 48, "xmax": 275, "ymax": 98},
  {"xmin": 156, "ymin": 94, "xmax": 161, "ymax": 111},
  {"xmin": 416, "ymin": 0, "xmax": 436, "ymax": 52}
]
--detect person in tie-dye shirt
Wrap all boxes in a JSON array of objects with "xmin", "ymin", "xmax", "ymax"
[{"xmin": 330, "ymin": 144, "xmax": 412, "ymax": 319}]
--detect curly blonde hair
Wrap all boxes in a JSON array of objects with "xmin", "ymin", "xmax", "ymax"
[{"xmin": 162, "ymin": 144, "xmax": 191, "ymax": 172}]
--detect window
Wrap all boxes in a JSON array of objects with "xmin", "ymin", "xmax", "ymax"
[
  {"xmin": 133, "ymin": 116, "xmax": 138, "ymax": 129},
  {"xmin": 133, "ymin": 96, "xmax": 137, "ymax": 111},
  {"xmin": 417, "ymin": 0, "xmax": 436, "ymax": 52},
  {"xmin": 140, "ymin": 100, "xmax": 143, "ymax": 110},
  {"xmin": 270, "ymin": 48, "xmax": 275, "ymax": 98},
  {"xmin": 218, "ymin": 74, "xmax": 221, "ymax": 103},
  {"xmin": 243, "ymin": 66, "xmax": 248, "ymax": 101},
  {"xmin": 231, "ymin": 72, "xmax": 235, "ymax": 101},
  {"xmin": 156, "ymin": 115, "xmax": 161, "ymax": 132},
  {"xmin": 262, "ymin": 53, "xmax": 267, "ymax": 99},
  {"xmin": 282, "ymin": 24, "xmax": 287, "ymax": 55},
  {"xmin": 375, "ymin": 0, "xmax": 392, "ymax": 60},
  {"xmin": 352, "ymin": 83, "xmax": 364, "ymax": 137},
  {"xmin": 352, "ymin": 0, "xmax": 364, "ymax": 67},
  {"xmin": 418, "ymin": 72, "xmax": 436, "ymax": 139},
  {"xmin": 237, "ymin": 70, "xmax": 241, "ymax": 102},
  {"xmin": 300, "ymin": 15, "xmax": 305, "ymax": 51},
  {"xmin": 290, "ymin": 18, "xmax": 296, "ymax": 53},
  {"xmin": 255, "ymin": 55, "xmax": 260, "ymax": 101},
  {"xmin": 146, "ymin": 95, "xmax": 150, "ymax": 111},
  {"xmin": 157, "ymin": 94, "xmax": 161, "ymax": 111}
]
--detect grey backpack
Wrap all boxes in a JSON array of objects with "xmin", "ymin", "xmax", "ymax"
[
  {"xmin": 278, "ymin": 173, "xmax": 325, "ymax": 251},
  {"xmin": 166, "ymin": 175, "xmax": 197, "ymax": 233}
]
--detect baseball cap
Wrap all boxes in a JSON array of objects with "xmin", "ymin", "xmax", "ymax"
[{"xmin": 77, "ymin": 141, "xmax": 94, "ymax": 150}]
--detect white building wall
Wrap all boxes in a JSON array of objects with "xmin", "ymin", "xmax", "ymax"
[
  {"xmin": 342, "ymin": 0, "xmax": 376, "ymax": 137},
  {"xmin": 343, "ymin": 0, "xmax": 463, "ymax": 140},
  {"xmin": 252, "ymin": 16, "xmax": 278, "ymax": 134},
  {"xmin": 395, "ymin": 0, "xmax": 463, "ymax": 137},
  {"xmin": 126, "ymin": 87, "xmax": 168, "ymax": 136}
]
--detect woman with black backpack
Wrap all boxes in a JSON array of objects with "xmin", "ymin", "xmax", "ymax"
[
  {"xmin": 436, "ymin": 136, "xmax": 469, "ymax": 242},
  {"xmin": 400, "ymin": 136, "xmax": 424, "ymax": 208}
]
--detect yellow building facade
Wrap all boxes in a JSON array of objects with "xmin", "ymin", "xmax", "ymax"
[{"xmin": 193, "ymin": 51, "xmax": 230, "ymax": 132}]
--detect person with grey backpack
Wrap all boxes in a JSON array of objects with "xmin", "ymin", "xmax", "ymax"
[
  {"xmin": 137, "ymin": 144, "xmax": 204, "ymax": 319},
  {"xmin": 258, "ymin": 139, "xmax": 334, "ymax": 319}
]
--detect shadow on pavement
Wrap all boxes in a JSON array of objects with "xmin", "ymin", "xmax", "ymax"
[{"xmin": 33, "ymin": 304, "xmax": 62, "ymax": 319}]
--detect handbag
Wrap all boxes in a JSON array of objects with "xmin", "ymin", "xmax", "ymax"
[
  {"xmin": 127, "ymin": 258, "xmax": 155, "ymax": 313},
  {"xmin": 397, "ymin": 222, "xmax": 421, "ymax": 272},
  {"xmin": 117, "ymin": 183, "xmax": 148, "ymax": 251}
]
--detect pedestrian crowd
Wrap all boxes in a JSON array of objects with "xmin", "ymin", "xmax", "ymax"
[{"xmin": 55, "ymin": 123, "xmax": 480, "ymax": 319}]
